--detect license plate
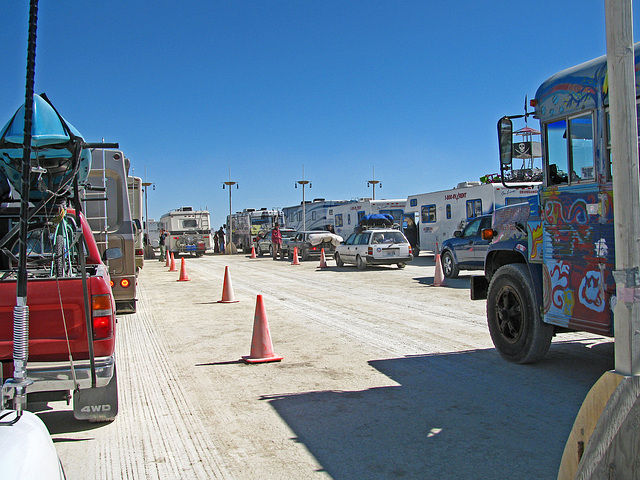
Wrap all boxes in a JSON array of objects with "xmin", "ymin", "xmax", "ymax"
[
  {"xmin": 185, "ymin": 245, "xmax": 196, "ymax": 251},
  {"xmin": 383, "ymin": 249, "xmax": 398, "ymax": 257}
]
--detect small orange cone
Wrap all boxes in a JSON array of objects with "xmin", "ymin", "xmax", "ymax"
[
  {"xmin": 165, "ymin": 251, "xmax": 170, "ymax": 267},
  {"xmin": 177, "ymin": 257, "xmax": 190, "ymax": 281},
  {"xmin": 242, "ymin": 295, "xmax": 283, "ymax": 364},
  {"xmin": 318, "ymin": 248, "xmax": 328, "ymax": 268},
  {"xmin": 433, "ymin": 253, "xmax": 445, "ymax": 286},
  {"xmin": 168, "ymin": 252, "xmax": 177, "ymax": 272},
  {"xmin": 250, "ymin": 246, "xmax": 257, "ymax": 259},
  {"xmin": 217, "ymin": 265, "xmax": 239, "ymax": 303},
  {"xmin": 291, "ymin": 246, "xmax": 300, "ymax": 265}
]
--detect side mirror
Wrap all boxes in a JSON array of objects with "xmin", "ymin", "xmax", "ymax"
[
  {"xmin": 498, "ymin": 117, "xmax": 513, "ymax": 166},
  {"xmin": 102, "ymin": 247, "xmax": 122, "ymax": 261},
  {"xmin": 453, "ymin": 230, "xmax": 462, "ymax": 238},
  {"xmin": 133, "ymin": 219, "xmax": 142, "ymax": 231}
]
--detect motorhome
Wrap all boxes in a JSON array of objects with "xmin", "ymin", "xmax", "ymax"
[
  {"xmin": 160, "ymin": 207, "xmax": 212, "ymax": 257},
  {"xmin": 227, "ymin": 208, "xmax": 284, "ymax": 252},
  {"xmin": 82, "ymin": 148, "xmax": 137, "ymax": 314},
  {"xmin": 127, "ymin": 175, "xmax": 144, "ymax": 271},
  {"xmin": 405, "ymin": 181, "xmax": 540, "ymax": 254},
  {"xmin": 327, "ymin": 198, "xmax": 407, "ymax": 239},
  {"xmin": 283, "ymin": 199, "xmax": 350, "ymax": 233}
]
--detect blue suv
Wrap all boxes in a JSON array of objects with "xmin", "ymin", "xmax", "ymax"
[{"xmin": 440, "ymin": 215, "xmax": 492, "ymax": 278}]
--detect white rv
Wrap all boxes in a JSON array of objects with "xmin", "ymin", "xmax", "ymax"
[
  {"xmin": 405, "ymin": 181, "xmax": 540, "ymax": 253},
  {"xmin": 160, "ymin": 207, "xmax": 212, "ymax": 257},
  {"xmin": 328, "ymin": 198, "xmax": 407, "ymax": 239},
  {"xmin": 283, "ymin": 199, "xmax": 351, "ymax": 233}
]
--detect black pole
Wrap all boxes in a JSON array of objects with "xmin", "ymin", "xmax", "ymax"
[
  {"xmin": 17, "ymin": 0, "xmax": 39, "ymax": 299},
  {"xmin": 9, "ymin": 0, "xmax": 39, "ymax": 416}
]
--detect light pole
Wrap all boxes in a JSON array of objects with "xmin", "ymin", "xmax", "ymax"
[
  {"xmin": 222, "ymin": 167, "xmax": 238, "ymax": 254},
  {"xmin": 295, "ymin": 166, "xmax": 311, "ymax": 231},
  {"xmin": 367, "ymin": 166, "xmax": 381, "ymax": 200},
  {"xmin": 142, "ymin": 180, "xmax": 155, "ymax": 258}
]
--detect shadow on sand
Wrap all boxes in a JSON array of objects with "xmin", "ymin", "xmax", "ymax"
[{"xmin": 261, "ymin": 340, "xmax": 613, "ymax": 479}]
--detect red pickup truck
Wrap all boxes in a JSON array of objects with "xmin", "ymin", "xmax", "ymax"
[{"xmin": 0, "ymin": 206, "xmax": 118, "ymax": 422}]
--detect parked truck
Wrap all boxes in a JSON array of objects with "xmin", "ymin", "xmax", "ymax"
[
  {"xmin": 0, "ymin": 205, "xmax": 120, "ymax": 421},
  {"xmin": 470, "ymin": 46, "xmax": 632, "ymax": 363},
  {"xmin": 160, "ymin": 206, "xmax": 212, "ymax": 257}
]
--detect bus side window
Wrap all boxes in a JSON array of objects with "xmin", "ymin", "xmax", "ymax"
[
  {"xmin": 569, "ymin": 114, "xmax": 594, "ymax": 182},
  {"xmin": 546, "ymin": 119, "xmax": 569, "ymax": 185}
]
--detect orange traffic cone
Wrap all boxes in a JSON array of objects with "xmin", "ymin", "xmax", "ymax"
[
  {"xmin": 168, "ymin": 252, "xmax": 177, "ymax": 272},
  {"xmin": 291, "ymin": 246, "xmax": 300, "ymax": 265},
  {"xmin": 250, "ymin": 246, "xmax": 257, "ymax": 259},
  {"xmin": 242, "ymin": 295, "xmax": 283, "ymax": 364},
  {"xmin": 318, "ymin": 248, "xmax": 328, "ymax": 268},
  {"xmin": 165, "ymin": 250, "xmax": 170, "ymax": 267},
  {"xmin": 433, "ymin": 253, "xmax": 445, "ymax": 286},
  {"xmin": 217, "ymin": 265, "xmax": 239, "ymax": 303},
  {"xmin": 177, "ymin": 257, "xmax": 190, "ymax": 281}
]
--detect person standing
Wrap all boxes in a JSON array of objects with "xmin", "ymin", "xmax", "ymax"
[
  {"xmin": 159, "ymin": 229, "xmax": 167, "ymax": 261},
  {"xmin": 218, "ymin": 227, "xmax": 226, "ymax": 254},
  {"xmin": 213, "ymin": 230, "xmax": 220, "ymax": 253},
  {"xmin": 271, "ymin": 223, "xmax": 282, "ymax": 260}
]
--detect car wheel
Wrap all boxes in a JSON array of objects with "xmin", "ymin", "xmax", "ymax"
[
  {"xmin": 487, "ymin": 264, "xmax": 553, "ymax": 364},
  {"xmin": 441, "ymin": 251, "xmax": 459, "ymax": 278},
  {"xmin": 356, "ymin": 255, "xmax": 366, "ymax": 270},
  {"xmin": 335, "ymin": 252, "xmax": 344, "ymax": 267},
  {"xmin": 300, "ymin": 248, "xmax": 309, "ymax": 261},
  {"xmin": 397, "ymin": 263, "xmax": 406, "ymax": 269}
]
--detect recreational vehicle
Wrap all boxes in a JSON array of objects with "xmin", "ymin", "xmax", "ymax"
[
  {"xmin": 283, "ymin": 199, "xmax": 350, "ymax": 233},
  {"xmin": 227, "ymin": 208, "xmax": 284, "ymax": 252},
  {"xmin": 328, "ymin": 198, "xmax": 407, "ymax": 239},
  {"xmin": 127, "ymin": 175, "xmax": 144, "ymax": 271},
  {"xmin": 160, "ymin": 207, "xmax": 212, "ymax": 257},
  {"xmin": 82, "ymin": 148, "xmax": 137, "ymax": 314},
  {"xmin": 405, "ymin": 181, "xmax": 540, "ymax": 254}
]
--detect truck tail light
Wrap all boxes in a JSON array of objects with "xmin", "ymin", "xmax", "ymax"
[
  {"xmin": 92, "ymin": 294, "xmax": 113, "ymax": 340},
  {"xmin": 135, "ymin": 248, "xmax": 144, "ymax": 256},
  {"xmin": 120, "ymin": 278, "xmax": 130, "ymax": 288},
  {"xmin": 368, "ymin": 247, "xmax": 373, "ymax": 255}
]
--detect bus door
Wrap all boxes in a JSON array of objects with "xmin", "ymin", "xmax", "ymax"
[{"xmin": 541, "ymin": 113, "xmax": 612, "ymax": 334}]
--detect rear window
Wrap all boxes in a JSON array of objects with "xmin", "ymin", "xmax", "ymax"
[{"xmin": 371, "ymin": 231, "xmax": 406, "ymax": 244}]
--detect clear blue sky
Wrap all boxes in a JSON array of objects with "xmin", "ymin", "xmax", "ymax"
[{"xmin": 1, "ymin": 2, "xmax": 639, "ymax": 229}]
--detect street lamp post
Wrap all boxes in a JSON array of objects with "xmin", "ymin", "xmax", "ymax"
[
  {"xmin": 295, "ymin": 166, "xmax": 311, "ymax": 232},
  {"xmin": 367, "ymin": 166, "xmax": 381, "ymax": 200},
  {"xmin": 222, "ymin": 167, "xmax": 238, "ymax": 254}
]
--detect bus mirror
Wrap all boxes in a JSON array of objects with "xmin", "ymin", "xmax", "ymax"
[{"xmin": 498, "ymin": 117, "xmax": 513, "ymax": 166}]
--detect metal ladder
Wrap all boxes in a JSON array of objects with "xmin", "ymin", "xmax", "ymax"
[{"xmin": 81, "ymin": 148, "xmax": 109, "ymax": 252}]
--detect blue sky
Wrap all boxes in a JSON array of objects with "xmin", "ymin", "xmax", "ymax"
[{"xmin": 1, "ymin": 2, "xmax": 639, "ymax": 229}]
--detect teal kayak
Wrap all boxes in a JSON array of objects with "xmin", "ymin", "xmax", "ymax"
[{"xmin": 0, "ymin": 93, "xmax": 91, "ymax": 200}]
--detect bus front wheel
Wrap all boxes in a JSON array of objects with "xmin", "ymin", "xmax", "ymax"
[{"xmin": 487, "ymin": 264, "xmax": 553, "ymax": 364}]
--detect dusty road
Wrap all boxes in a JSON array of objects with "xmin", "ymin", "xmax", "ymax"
[{"xmin": 35, "ymin": 253, "xmax": 613, "ymax": 479}]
